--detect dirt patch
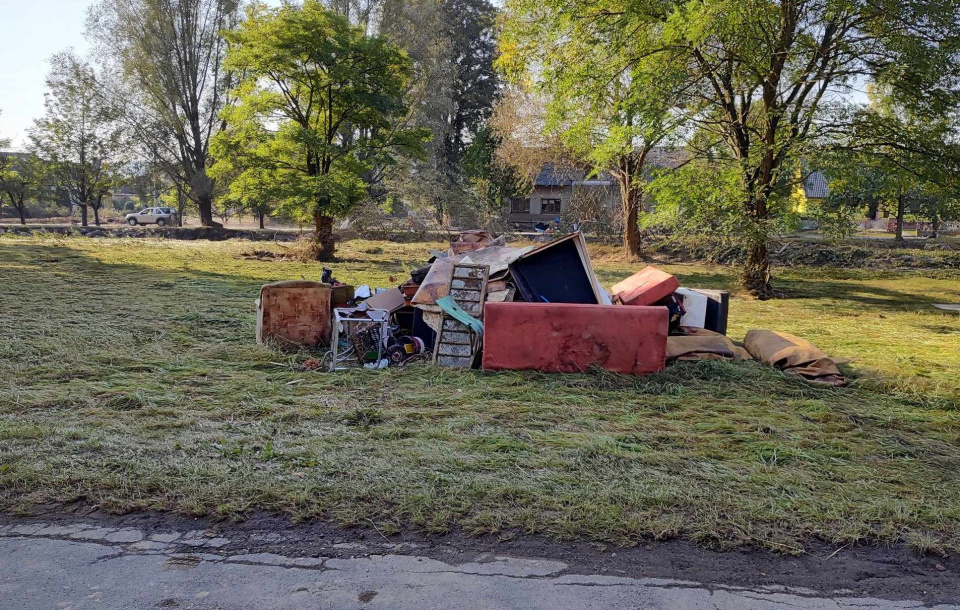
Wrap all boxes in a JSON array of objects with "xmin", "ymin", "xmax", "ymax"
[{"xmin": 3, "ymin": 506, "xmax": 957, "ymax": 605}]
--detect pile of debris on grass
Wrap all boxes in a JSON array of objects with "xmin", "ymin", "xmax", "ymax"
[{"xmin": 255, "ymin": 231, "xmax": 846, "ymax": 386}]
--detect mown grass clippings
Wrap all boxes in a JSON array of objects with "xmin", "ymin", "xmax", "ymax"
[{"xmin": 0, "ymin": 235, "xmax": 958, "ymax": 554}]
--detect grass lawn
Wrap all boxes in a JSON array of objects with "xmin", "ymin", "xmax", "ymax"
[{"xmin": 1, "ymin": 235, "xmax": 959, "ymax": 554}]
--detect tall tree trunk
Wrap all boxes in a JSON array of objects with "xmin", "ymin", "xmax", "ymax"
[
  {"xmin": 18, "ymin": 207, "xmax": 27, "ymax": 225},
  {"xmin": 80, "ymin": 204, "xmax": 89, "ymax": 227},
  {"xmin": 867, "ymin": 198, "xmax": 879, "ymax": 221},
  {"xmin": 742, "ymin": 190, "xmax": 773, "ymax": 298},
  {"xmin": 258, "ymin": 211, "xmax": 265, "ymax": 230},
  {"xmin": 620, "ymin": 180, "xmax": 641, "ymax": 258},
  {"xmin": 931, "ymin": 212, "xmax": 940, "ymax": 239},
  {"xmin": 895, "ymin": 191, "xmax": 905, "ymax": 241},
  {"xmin": 92, "ymin": 206, "xmax": 101, "ymax": 226},
  {"xmin": 314, "ymin": 211, "xmax": 336, "ymax": 260},
  {"xmin": 197, "ymin": 192, "xmax": 222, "ymax": 228},
  {"xmin": 742, "ymin": 240, "xmax": 772, "ymax": 299}
]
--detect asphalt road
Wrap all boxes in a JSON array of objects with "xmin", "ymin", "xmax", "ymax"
[{"xmin": 1, "ymin": 521, "xmax": 956, "ymax": 610}]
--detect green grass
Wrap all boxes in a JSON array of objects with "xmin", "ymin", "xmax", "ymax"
[{"xmin": 1, "ymin": 235, "xmax": 959, "ymax": 554}]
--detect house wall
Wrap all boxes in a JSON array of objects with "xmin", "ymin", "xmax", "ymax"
[
  {"xmin": 531, "ymin": 186, "xmax": 569, "ymax": 215},
  {"xmin": 507, "ymin": 184, "xmax": 621, "ymax": 227},
  {"xmin": 508, "ymin": 186, "xmax": 572, "ymax": 225}
]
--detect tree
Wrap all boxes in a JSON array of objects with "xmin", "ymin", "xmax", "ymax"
[
  {"xmin": 462, "ymin": 125, "xmax": 525, "ymax": 223},
  {"xmin": 87, "ymin": 0, "xmax": 239, "ymax": 227},
  {"xmin": 218, "ymin": 166, "xmax": 276, "ymax": 229},
  {"xmin": 0, "ymin": 112, "xmax": 10, "ymax": 221},
  {"xmin": 500, "ymin": 3, "xmax": 687, "ymax": 257},
  {"xmin": 376, "ymin": 0, "xmax": 500, "ymax": 223},
  {"xmin": 127, "ymin": 160, "xmax": 169, "ymax": 209},
  {"xmin": 490, "ymin": 88, "xmax": 578, "ymax": 186},
  {"xmin": 30, "ymin": 52, "xmax": 125, "ymax": 227},
  {"xmin": 436, "ymin": 0, "xmax": 500, "ymax": 176},
  {"xmin": 500, "ymin": 0, "xmax": 960, "ymax": 296},
  {"xmin": 818, "ymin": 86, "xmax": 960, "ymax": 241},
  {"xmin": 0, "ymin": 153, "xmax": 44, "ymax": 225},
  {"xmin": 211, "ymin": 1, "xmax": 428, "ymax": 259}
]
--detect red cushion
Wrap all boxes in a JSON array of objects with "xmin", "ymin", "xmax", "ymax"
[{"xmin": 611, "ymin": 266, "xmax": 679, "ymax": 306}]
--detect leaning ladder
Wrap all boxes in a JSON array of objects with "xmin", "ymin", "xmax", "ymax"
[{"xmin": 433, "ymin": 263, "xmax": 490, "ymax": 368}]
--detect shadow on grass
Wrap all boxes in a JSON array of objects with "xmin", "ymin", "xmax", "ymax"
[{"xmin": 774, "ymin": 277, "xmax": 951, "ymax": 310}]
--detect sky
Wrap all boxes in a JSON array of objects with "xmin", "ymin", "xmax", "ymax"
[{"xmin": 0, "ymin": 1, "xmax": 94, "ymax": 148}]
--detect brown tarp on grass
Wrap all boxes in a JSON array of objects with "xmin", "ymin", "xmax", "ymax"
[
  {"xmin": 667, "ymin": 328, "xmax": 750, "ymax": 362},
  {"xmin": 743, "ymin": 330, "xmax": 846, "ymax": 386}
]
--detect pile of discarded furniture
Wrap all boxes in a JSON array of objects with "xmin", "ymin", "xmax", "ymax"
[{"xmin": 256, "ymin": 231, "xmax": 846, "ymax": 386}]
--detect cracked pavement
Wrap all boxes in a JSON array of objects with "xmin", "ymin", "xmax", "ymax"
[{"xmin": 1, "ymin": 521, "xmax": 957, "ymax": 609}]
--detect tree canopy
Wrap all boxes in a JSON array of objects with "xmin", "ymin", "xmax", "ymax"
[
  {"xmin": 211, "ymin": 0, "xmax": 428, "ymax": 258},
  {"xmin": 87, "ymin": 0, "xmax": 239, "ymax": 227},
  {"xmin": 500, "ymin": 0, "xmax": 960, "ymax": 295},
  {"xmin": 30, "ymin": 52, "xmax": 126, "ymax": 227}
]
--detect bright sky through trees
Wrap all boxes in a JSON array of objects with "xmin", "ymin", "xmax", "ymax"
[{"xmin": 0, "ymin": 1, "xmax": 91, "ymax": 147}]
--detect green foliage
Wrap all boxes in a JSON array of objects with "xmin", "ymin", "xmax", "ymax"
[
  {"xmin": 87, "ymin": 0, "xmax": 239, "ymax": 226},
  {"xmin": 0, "ymin": 154, "xmax": 46, "ymax": 224},
  {"xmin": 376, "ymin": 0, "xmax": 501, "ymax": 222},
  {"xmin": 645, "ymin": 161, "xmax": 746, "ymax": 235},
  {"xmin": 500, "ymin": 0, "xmax": 960, "ymax": 290},
  {"xmin": 211, "ymin": 1, "xmax": 428, "ymax": 229},
  {"xmin": 812, "ymin": 85, "xmax": 960, "ymax": 237},
  {"xmin": 29, "ymin": 52, "xmax": 126, "ymax": 225},
  {"xmin": 461, "ymin": 126, "xmax": 523, "ymax": 219},
  {"xmin": 499, "ymin": 0, "xmax": 686, "ymax": 252},
  {"xmin": 436, "ymin": 0, "xmax": 501, "ymax": 173}
]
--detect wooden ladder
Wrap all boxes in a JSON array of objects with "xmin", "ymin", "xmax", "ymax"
[{"xmin": 433, "ymin": 263, "xmax": 490, "ymax": 368}]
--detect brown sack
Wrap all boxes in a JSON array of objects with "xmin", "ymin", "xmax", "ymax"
[
  {"xmin": 667, "ymin": 328, "xmax": 748, "ymax": 362},
  {"xmin": 743, "ymin": 330, "xmax": 846, "ymax": 386}
]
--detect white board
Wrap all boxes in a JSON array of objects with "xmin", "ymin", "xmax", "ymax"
[{"xmin": 676, "ymin": 287, "xmax": 709, "ymax": 329}]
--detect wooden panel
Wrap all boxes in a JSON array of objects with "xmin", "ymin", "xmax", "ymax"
[
  {"xmin": 438, "ymin": 343, "xmax": 473, "ymax": 357},
  {"xmin": 437, "ymin": 355, "xmax": 473, "ymax": 367},
  {"xmin": 257, "ymin": 281, "xmax": 332, "ymax": 348},
  {"xmin": 433, "ymin": 263, "xmax": 490, "ymax": 368}
]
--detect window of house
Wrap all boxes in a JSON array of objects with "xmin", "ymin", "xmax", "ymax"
[
  {"xmin": 511, "ymin": 198, "xmax": 530, "ymax": 214},
  {"xmin": 541, "ymin": 198, "xmax": 562, "ymax": 214}
]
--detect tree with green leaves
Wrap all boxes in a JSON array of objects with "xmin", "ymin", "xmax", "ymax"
[
  {"xmin": 816, "ymin": 85, "xmax": 960, "ymax": 240},
  {"xmin": 211, "ymin": 1, "xmax": 428, "ymax": 259},
  {"xmin": 217, "ymin": 165, "xmax": 276, "ymax": 230},
  {"xmin": 436, "ymin": 0, "xmax": 500, "ymax": 176},
  {"xmin": 462, "ymin": 125, "xmax": 525, "ymax": 224},
  {"xmin": 30, "ymin": 52, "xmax": 126, "ymax": 227},
  {"xmin": 0, "ymin": 153, "xmax": 45, "ymax": 225},
  {"xmin": 376, "ymin": 0, "xmax": 500, "ymax": 224},
  {"xmin": 87, "ymin": 0, "xmax": 239, "ymax": 228},
  {"xmin": 499, "ymin": 5, "xmax": 685, "ymax": 257},
  {"xmin": 500, "ymin": 0, "xmax": 960, "ymax": 296}
]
